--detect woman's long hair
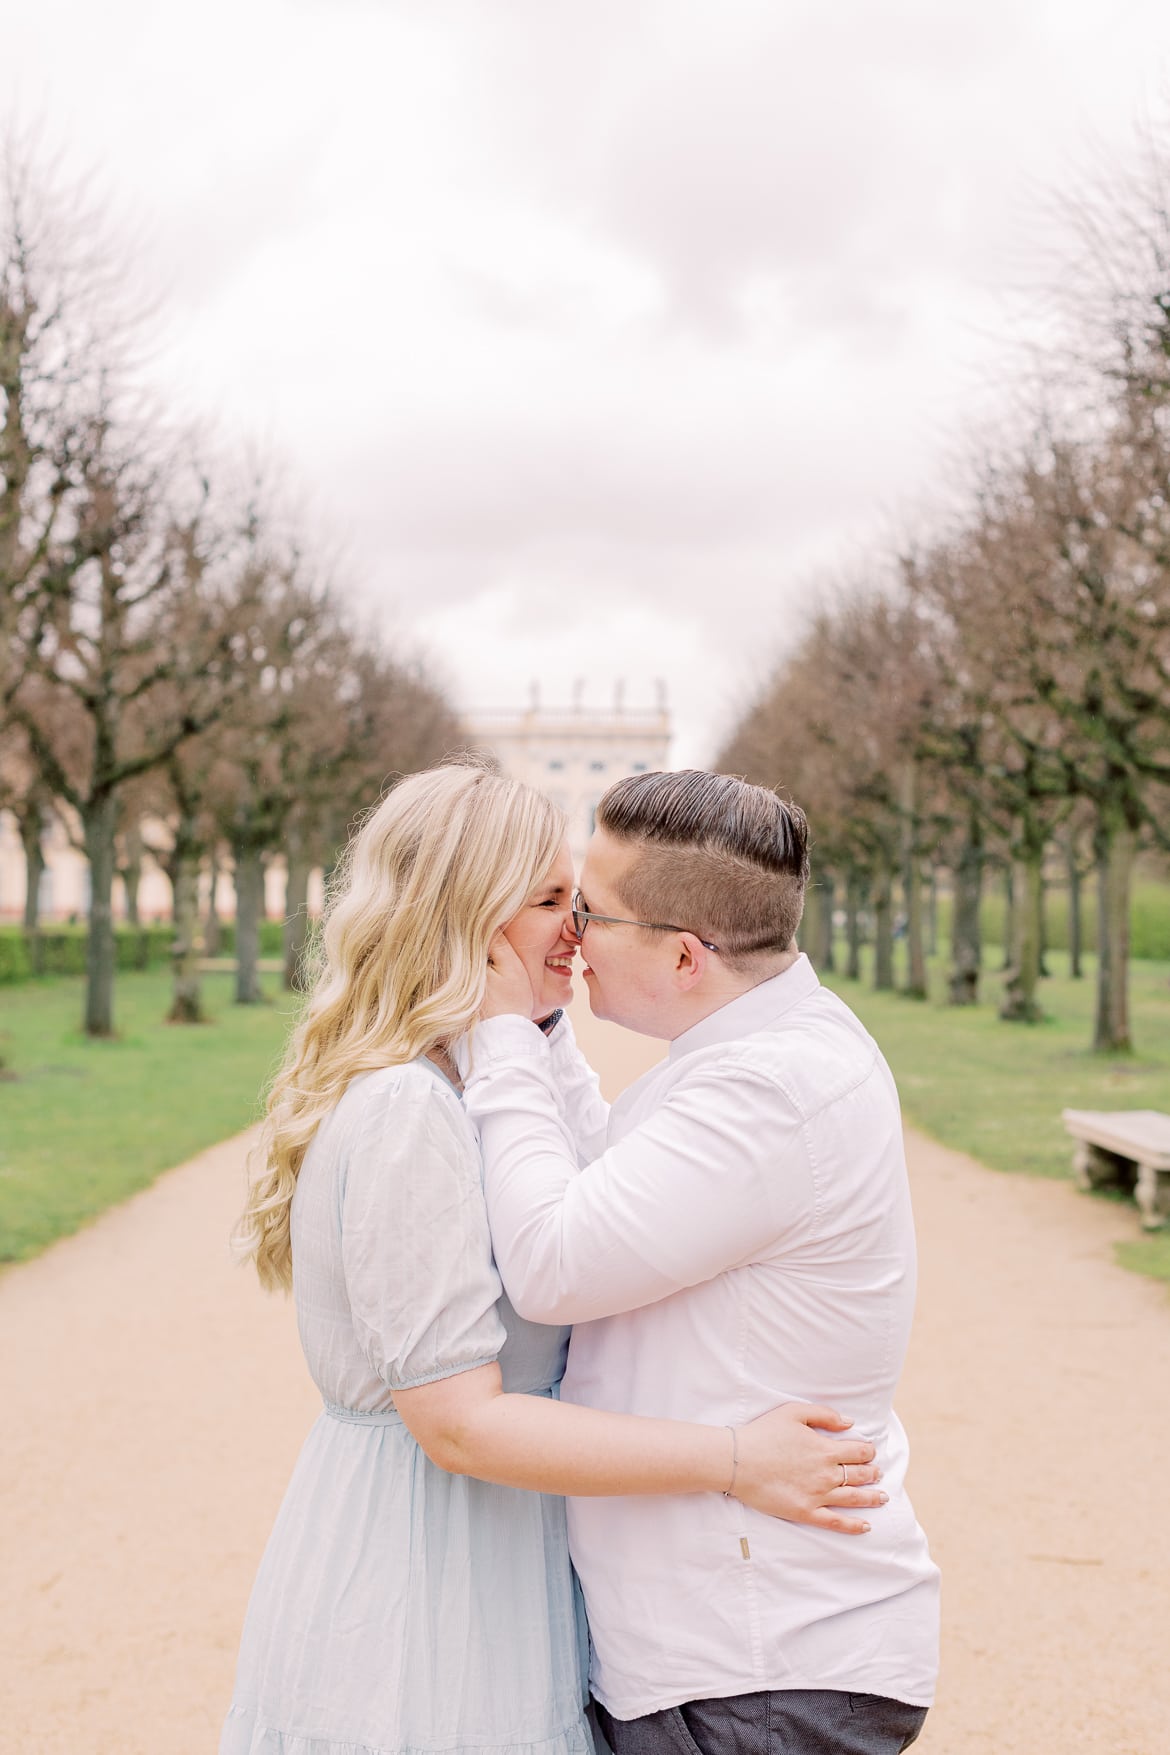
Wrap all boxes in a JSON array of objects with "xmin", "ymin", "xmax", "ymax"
[{"xmin": 233, "ymin": 762, "xmax": 566, "ymax": 1292}]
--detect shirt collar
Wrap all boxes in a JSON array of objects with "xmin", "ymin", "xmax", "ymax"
[{"xmin": 668, "ymin": 952, "xmax": 821, "ymax": 1061}]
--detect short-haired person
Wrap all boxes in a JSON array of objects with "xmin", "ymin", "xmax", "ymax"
[
  {"xmin": 220, "ymin": 764, "xmax": 885, "ymax": 1755},
  {"xmin": 462, "ymin": 770, "xmax": 940, "ymax": 1755}
]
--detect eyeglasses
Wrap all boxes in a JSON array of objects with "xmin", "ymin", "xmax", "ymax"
[{"xmin": 571, "ymin": 889, "xmax": 720, "ymax": 954}]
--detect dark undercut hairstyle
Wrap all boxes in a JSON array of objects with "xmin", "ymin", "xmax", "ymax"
[{"xmin": 595, "ymin": 770, "xmax": 810, "ymax": 973}]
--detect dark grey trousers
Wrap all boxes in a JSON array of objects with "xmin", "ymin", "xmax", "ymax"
[{"xmin": 594, "ymin": 1689, "xmax": 928, "ymax": 1755}]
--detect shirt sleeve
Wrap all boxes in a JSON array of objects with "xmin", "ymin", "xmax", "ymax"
[
  {"xmin": 544, "ymin": 1011, "xmax": 611, "ymax": 1164},
  {"xmin": 340, "ymin": 1069, "xmax": 507, "ymax": 1389},
  {"xmin": 462, "ymin": 1016, "xmax": 813, "ymax": 1324}
]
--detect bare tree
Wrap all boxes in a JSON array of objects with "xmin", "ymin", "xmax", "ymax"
[
  {"xmin": 717, "ymin": 587, "xmax": 936, "ymax": 997},
  {"xmin": 10, "ymin": 434, "xmax": 249, "ymax": 1033}
]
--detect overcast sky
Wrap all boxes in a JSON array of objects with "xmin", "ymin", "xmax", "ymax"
[{"xmin": 6, "ymin": 0, "xmax": 1170, "ymax": 761}]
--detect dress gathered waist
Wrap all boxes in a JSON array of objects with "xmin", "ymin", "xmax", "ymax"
[
  {"xmin": 323, "ymin": 1402, "xmax": 404, "ymax": 1426},
  {"xmin": 323, "ymin": 1382, "xmax": 560, "ymax": 1428}
]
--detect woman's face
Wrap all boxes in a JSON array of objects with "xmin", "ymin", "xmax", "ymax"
[{"xmin": 502, "ymin": 839, "xmax": 579, "ymax": 1020}]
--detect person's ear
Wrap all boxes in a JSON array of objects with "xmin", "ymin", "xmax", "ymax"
[{"xmin": 674, "ymin": 933, "xmax": 708, "ymax": 991}]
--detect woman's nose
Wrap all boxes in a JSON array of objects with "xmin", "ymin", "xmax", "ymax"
[{"xmin": 561, "ymin": 913, "xmax": 581, "ymax": 944}]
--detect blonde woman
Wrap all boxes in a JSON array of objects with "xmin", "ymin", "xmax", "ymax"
[{"xmin": 220, "ymin": 763, "xmax": 882, "ymax": 1755}]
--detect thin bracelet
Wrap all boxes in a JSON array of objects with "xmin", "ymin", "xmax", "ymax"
[{"xmin": 723, "ymin": 1426, "xmax": 739, "ymax": 1498}]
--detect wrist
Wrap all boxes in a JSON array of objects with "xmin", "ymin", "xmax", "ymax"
[{"xmin": 723, "ymin": 1425, "xmax": 739, "ymax": 1498}]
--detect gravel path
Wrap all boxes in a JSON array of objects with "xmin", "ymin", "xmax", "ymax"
[{"xmin": 2, "ymin": 1009, "xmax": 1168, "ymax": 1754}]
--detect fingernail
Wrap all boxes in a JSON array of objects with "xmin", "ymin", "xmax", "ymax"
[
  {"xmin": 879, "ymin": 1492, "xmax": 888, "ymax": 1504},
  {"xmin": 861, "ymin": 1522, "xmax": 871, "ymax": 1533}
]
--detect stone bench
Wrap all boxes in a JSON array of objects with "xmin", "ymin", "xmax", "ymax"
[{"xmin": 1062, "ymin": 1108, "xmax": 1170, "ymax": 1232}]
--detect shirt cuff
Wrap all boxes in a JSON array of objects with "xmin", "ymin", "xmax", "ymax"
[{"xmin": 454, "ymin": 1014, "xmax": 549, "ymax": 1080}]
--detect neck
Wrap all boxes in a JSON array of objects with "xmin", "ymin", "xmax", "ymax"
[
  {"xmin": 668, "ymin": 947, "xmax": 801, "ymax": 1039},
  {"xmin": 426, "ymin": 1043, "xmax": 463, "ymax": 1090}
]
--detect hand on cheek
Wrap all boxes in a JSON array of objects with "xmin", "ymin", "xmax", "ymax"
[{"xmin": 482, "ymin": 931, "xmax": 536, "ymax": 1020}]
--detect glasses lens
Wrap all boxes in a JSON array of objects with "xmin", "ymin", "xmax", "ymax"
[{"xmin": 571, "ymin": 893, "xmax": 586, "ymax": 937}]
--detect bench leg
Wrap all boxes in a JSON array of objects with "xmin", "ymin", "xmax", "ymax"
[
  {"xmin": 1135, "ymin": 1162, "xmax": 1167, "ymax": 1232},
  {"xmin": 1073, "ymin": 1140, "xmax": 1133, "ymax": 1195}
]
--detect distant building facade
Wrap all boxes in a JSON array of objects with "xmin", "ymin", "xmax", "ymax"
[
  {"xmin": 0, "ymin": 806, "xmax": 290, "ymax": 925},
  {"xmin": 466, "ymin": 684, "xmax": 672, "ymax": 863},
  {"xmin": 1, "ymin": 684, "xmax": 671, "ymax": 921}
]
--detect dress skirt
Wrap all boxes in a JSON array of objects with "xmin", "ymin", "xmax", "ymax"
[{"xmin": 221, "ymin": 1404, "xmax": 592, "ymax": 1755}]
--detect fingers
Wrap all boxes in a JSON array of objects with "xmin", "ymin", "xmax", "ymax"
[
  {"xmin": 824, "ymin": 1486, "xmax": 887, "ymax": 1509},
  {"xmin": 805, "ymin": 1508, "xmax": 874, "ymax": 1536},
  {"xmin": 833, "ymin": 1440, "xmax": 877, "ymax": 1467},
  {"xmin": 787, "ymin": 1408, "xmax": 879, "ymax": 1474},
  {"xmin": 791, "ymin": 1402, "xmax": 853, "ymax": 1431},
  {"xmin": 834, "ymin": 1459, "xmax": 880, "ymax": 1484}
]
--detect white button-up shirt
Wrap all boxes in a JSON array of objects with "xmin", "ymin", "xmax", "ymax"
[{"xmin": 462, "ymin": 956, "xmax": 940, "ymax": 1718}]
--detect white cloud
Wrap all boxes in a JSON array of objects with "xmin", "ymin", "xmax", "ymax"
[{"xmin": 6, "ymin": 0, "xmax": 1170, "ymax": 765}]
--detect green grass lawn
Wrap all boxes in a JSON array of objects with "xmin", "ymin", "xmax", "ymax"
[
  {"xmin": 823, "ymin": 946, "xmax": 1170, "ymax": 1288},
  {"xmin": 0, "ymin": 968, "xmax": 298, "ymax": 1264},
  {"xmin": 5, "ymin": 944, "xmax": 1170, "ymax": 1290}
]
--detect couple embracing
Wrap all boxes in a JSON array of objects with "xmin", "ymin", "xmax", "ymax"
[{"xmin": 222, "ymin": 763, "xmax": 939, "ymax": 1755}]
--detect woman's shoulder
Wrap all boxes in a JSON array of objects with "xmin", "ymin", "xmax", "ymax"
[{"xmin": 339, "ymin": 1058, "xmax": 471, "ymax": 1144}]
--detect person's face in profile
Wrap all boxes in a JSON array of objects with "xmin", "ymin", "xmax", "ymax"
[{"xmin": 501, "ymin": 839, "xmax": 579, "ymax": 1020}]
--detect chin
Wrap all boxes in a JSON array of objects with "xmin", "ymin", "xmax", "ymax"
[
  {"xmin": 539, "ymin": 983, "xmax": 572, "ymax": 1018},
  {"xmin": 584, "ymin": 979, "xmax": 609, "ymax": 1022}
]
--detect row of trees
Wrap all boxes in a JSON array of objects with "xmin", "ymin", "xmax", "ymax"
[
  {"xmin": 1, "ymin": 151, "xmax": 462, "ymax": 1036},
  {"xmin": 719, "ymin": 128, "xmax": 1170, "ymax": 1054}
]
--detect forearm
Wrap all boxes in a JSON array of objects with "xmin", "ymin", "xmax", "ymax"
[
  {"xmin": 463, "ymin": 1023, "xmax": 603, "ymax": 1319},
  {"xmin": 393, "ymin": 1365, "xmax": 885, "ymax": 1530},
  {"xmin": 547, "ymin": 1014, "xmax": 610, "ymax": 1163},
  {"xmin": 467, "ymin": 1027, "xmax": 786, "ymax": 1323},
  {"xmin": 399, "ymin": 1382, "xmax": 731, "ymax": 1496}
]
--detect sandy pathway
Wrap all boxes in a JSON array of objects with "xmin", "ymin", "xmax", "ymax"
[{"xmin": 1, "ymin": 1008, "xmax": 1168, "ymax": 1755}]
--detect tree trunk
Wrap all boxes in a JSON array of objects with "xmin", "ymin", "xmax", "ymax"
[
  {"xmin": 234, "ymin": 842, "xmax": 266, "ymax": 1005},
  {"xmin": 903, "ymin": 863, "xmax": 928, "ymax": 998},
  {"xmin": 845, "ymin": 870, "xmax": 864, "ymax": 981},
  {"xmin": 820, "ymin": 871, "xmax": 836, "ymax": 972},
  {"xmin": 121, "ymin": 819, "xmax": 144, "ymax": 928},
  {"xmin": 1001, "ymin": 863, "xmax": 1014, "ymax": 970},
  {"xmin": 873, "ymin": 861, "xmax": 895, "ymax": 992},
  {"xmin": 1092, "ymin": 804, "xmax": 1135, "ymax": 1053},
  {"xmin": 948, "ymin": 813, "xmax": 983, "ymax": 1006},
  {"xmin": 204, "ymin": 844, "xmax": 223, "ymax": 957},
  {"xmin": 18, "ymin": 799, "xmax": 45, "ymax": 932},
  {"xmin": 283, "ymin": 845, "xmax": 312, "ymax": 991},
  {"xmin": 168, "ymin": 834, "xmax": 205, "ymax": 1024},
  {"xmin": 927, "ymin": 866, "xmax": 938, "ymax": 959},
  {"xmin": 83, "ymin": 791, "xmax": 119, "ymax": 1037},
  {"xmin": 1067, "ymin": 840, "xmax": 1083, "ymax": 980},
  {"xmin": 999, "ymin": 828, "xmax": 1045, "ymax": 1023},
  {"xmin": 899, "ymin": 763, "xmax": 927, "ymax": 999},
  {"xmin": 1037, "ymin": 868, "xmax": 1050, "ymax": 978}
]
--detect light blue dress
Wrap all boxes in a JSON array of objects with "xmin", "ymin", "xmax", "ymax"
[{"xmin": 221, "ymin": 1058, "xmax": 592, "ymax": 1755}]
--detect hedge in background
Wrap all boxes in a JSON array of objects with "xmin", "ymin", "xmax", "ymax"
[
  {"xmin": 929, "ymin": 881, "xmax": 1170, "ymax": 962},
  {"xmin": 0, "ymin": 924, "xmax": 175, "ymax": 985},
  {"xmin": 0, "ymin": 918, "xmax": 287, "ymax": 986},
  {"xmin": 212, "ymin": 920, "xmax": 285, "ymax": 958}
]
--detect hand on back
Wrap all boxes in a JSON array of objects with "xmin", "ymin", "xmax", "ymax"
[{"xmin": 733, "ymin": 1402, "xmax": 884, "ymax": 1534}]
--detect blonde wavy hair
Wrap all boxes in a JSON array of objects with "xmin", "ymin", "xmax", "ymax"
[{"xmin": 233, "ymin": 762, "xmax": 566, "ymax": 1292}]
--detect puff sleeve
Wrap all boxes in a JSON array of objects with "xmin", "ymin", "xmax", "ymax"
[{"xmin": 339, "ymin": 1069, "xmax": 507, "ymax": 1390}]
